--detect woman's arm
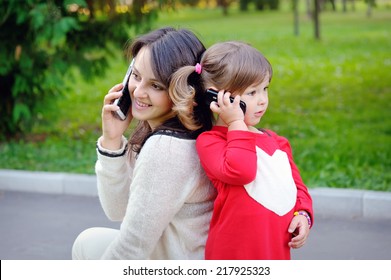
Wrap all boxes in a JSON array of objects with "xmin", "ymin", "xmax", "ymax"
[
  {"xmin": 101, "ymin": 135, "xmax": 203, "ymax": 259},
  {"xmin": 95, "ymin": 135, "xmax": 134, "ymax": 221}
]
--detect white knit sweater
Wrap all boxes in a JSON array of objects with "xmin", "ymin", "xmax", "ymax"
[{"xmin": 95, "ymin": 133, "xmax": 216, "ymax": 259}]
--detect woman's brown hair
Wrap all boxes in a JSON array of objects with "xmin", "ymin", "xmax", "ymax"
[{"xmin": 125, "ymin": 27, "xmax": 213, "ymax": 154}]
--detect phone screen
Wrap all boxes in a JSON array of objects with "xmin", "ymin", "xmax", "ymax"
[
  {"xmin": 113, "ymin": 59, "xmax": 135, "ymax": 120},
  {"xmin": 205, "ymin": 89, "xmax": 246, "ymax": 114}
]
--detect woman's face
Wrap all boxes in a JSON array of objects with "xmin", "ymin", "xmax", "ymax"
[{"xmin": 128, "ymin": 47, "xmax": 174, "ymax": 129}]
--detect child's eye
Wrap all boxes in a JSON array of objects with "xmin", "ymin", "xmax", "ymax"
[{"xmin": 247, "ymin": 91, "xmax": 256, "ymax": 96}]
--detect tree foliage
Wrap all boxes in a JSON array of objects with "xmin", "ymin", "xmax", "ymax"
[
  {"xmin": 239, "ymin": 0, "xmax": 280, "ymax": 11},
  {"xmin": 0, "ymin": 0, "xmax": 158, "ymax": 140}
]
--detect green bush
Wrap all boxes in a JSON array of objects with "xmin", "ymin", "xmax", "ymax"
[{"xmin": 0, "ymin": 0, "xmax": 156, "ymax": 140}]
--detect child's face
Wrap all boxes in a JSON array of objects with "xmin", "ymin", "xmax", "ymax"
[
  {"xmin": 129, "ymin": 47, "xmax": 174, "ymax": 129},
  {"xmin": 239, "ymin": 74, "xmax": 270, "ymax": 127}
]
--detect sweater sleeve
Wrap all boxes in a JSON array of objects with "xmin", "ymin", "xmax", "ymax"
[
  {"xmin": 271, "ymin": 131, "xmax": 314, "ymax": 226},
  {"xmin": 95, "ymin": 136, "xmax": 134, "ymax": 221},
  {"xmin": 101, "ymin": 135, "xmax": 203, "ymax": 259},
  {"xmin": 196, "ymin": 129, "xmax": 258, "ymax": 186}
]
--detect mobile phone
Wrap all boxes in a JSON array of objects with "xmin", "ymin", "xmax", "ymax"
[
  {"xmin": 113, "ymin": 59, "xmax": 135, "ymax": 120},
  {"xmin": 205, "ymin": 88, "xmax": 246, "ymax": 114}
]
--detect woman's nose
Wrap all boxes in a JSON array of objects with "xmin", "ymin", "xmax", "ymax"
[{"xmin": 132, "ymin": 83, "xmax": 147, "ymax": 98}]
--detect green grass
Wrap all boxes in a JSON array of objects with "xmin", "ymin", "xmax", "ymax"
[{"xmin": 1, "ymin": 4, "xmax": 390, "ymax": 191}]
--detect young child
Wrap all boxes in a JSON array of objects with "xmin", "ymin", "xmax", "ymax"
[{"xmin": 170, "ymin": 41, "xmax": 313, "ymax": 260}]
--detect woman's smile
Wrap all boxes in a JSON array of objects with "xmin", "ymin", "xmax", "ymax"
[{"xmin": 134, "ymin": 99, "xmax": 151, "ymax": 109}]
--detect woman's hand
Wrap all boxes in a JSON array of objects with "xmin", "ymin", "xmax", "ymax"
[{"xmin": 101, "ymin": 83, "xmax": 133, "ymax": 150}]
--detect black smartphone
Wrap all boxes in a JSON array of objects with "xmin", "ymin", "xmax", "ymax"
[
  {"xmin": 113, "ymin": 59, "xmax": 135, "ymax": 120},
  {"xmin": 205, "ymin": 88, "xmax": 246, "ymax": 114}
]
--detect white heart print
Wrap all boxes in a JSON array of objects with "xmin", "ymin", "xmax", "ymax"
[{"xmin": 244, "ymin": 147, "xmax": 297, "ymax": 216}]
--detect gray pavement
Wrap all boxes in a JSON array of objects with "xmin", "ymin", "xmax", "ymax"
[{"xmin": 1, "ymin": 169, "xmax": 391, "ymax": 260}]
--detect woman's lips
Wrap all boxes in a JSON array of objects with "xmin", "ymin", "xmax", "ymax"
[{"xmin": 135, "ymin": 99, "xmax": 151, "ymax": 109}]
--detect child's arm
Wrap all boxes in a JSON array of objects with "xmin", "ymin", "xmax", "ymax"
[
  {"xmin": 288, "ymin": 211, "xmax": 311, "ymax": 249},
  {"xmin": 196, "ymin": 130, "xmax": 257, "ymax": 186},
  {"xmin": 270, "ymin": 131, "xmax": 313, "ymax": 248},
  {"xmin": 272, "ymin": 131, "xmax": 313, "ymax": 221}
]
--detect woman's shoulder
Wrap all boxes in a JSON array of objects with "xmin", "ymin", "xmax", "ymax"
[
  {"xmin": 143, "ymin": 130, "xmax": 197, "ymax": 155},
  {"xmin": 139, "ymin": 130, "xmax": 200, "ymax": 169},
  {"xmin": 152, "ymin": 129, "xmax": 197, "ymax": 140}
]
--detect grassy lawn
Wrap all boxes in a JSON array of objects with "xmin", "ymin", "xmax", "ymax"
[{"xmin": 1, "ymin": 3, "xmax": 390, "ymax": 191}]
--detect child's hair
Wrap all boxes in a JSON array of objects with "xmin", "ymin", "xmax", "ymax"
[
  {"xmin": 125, "ymin": 27, "xmax": 213, "ymax": 154},
  {"xmin": 170, "ymin": 41, "xmax": 273, "ymax": 110}
]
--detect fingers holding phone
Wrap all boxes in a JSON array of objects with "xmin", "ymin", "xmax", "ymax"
[
  {"xmin": 100, "ymin": 60, "xmax": 135, "ymax": 150},
  {"xmin": 205, "ymin": 88, "xmax": 246, "ymax": 114},
  {"xmin": 219, "ymin": 91, "xmax": 245, "ymax": 124},
  {"xmin": 103, "ymin": 83, "xmax": 126, "ymax": 117},
  {"xmin": 104, "ymin": 83, "xmax": 123, "ymax": 105},
  {"xmin": 206, "ymin": 89, "xmax": 247, "ymax": 130},
  {"xmin": 101, "ymin": 83, "xmax": 132, "ymax": 150},
  {"xmin": 113, "ymin": 59, "xmax": 134, "ymax": 120}
]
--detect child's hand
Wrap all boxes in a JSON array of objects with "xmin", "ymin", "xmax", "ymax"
[
  {"xmin": 210, "ymin": 90, "xmax": 246, "ymax": 129},
  {"xmin": 287, "ymin": 212, "xmax": 311, "ymax": 249}
]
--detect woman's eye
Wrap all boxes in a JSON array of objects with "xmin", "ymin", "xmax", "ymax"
[
  {"xmin": 131, "ymin": 73, "xmax": 140, "ymax": 80},
  {"xmin": 152, "ymin": 83, "xmax": 164, "ymax": 90}
]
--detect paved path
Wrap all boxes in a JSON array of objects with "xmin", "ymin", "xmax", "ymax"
[{"xmin": 1, "ymin": 190, "xmax": 391, "ymax": 260}]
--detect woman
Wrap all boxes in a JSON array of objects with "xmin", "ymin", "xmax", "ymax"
[{"xmin": 72, "ymin": 27, "xmax": 216, "ymax": 259}]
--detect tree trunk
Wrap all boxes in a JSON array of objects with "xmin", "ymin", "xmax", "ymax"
[
  {"xmin": 293, "ymin": 0, "xmax": 299, "ymax": 36},
  {"xmin": 314, "ymin": 0, "xmax": 320, "ymax": 40},
  {"xmin": 306, "ymin": 0, "xmax": 312, "ymax": 18},
  {"xmin": 367, "ymin": 0, "xmax": 373, "ymax": 17},
  {"xmin": 342, "ymin": 0, "xmax": 347, "ymax": 12}
]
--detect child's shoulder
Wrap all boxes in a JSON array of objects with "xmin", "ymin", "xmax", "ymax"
[
  {"xmin": 260, "ymin": 128, "xmax": 279, "ymax": 136},
  {"xmin": 261, "ymin": 129, "xmax": 290, "ymax": 144},
  {"xmin": 197, "ymin": 126, "xmax": 227, "ymax": 141}
]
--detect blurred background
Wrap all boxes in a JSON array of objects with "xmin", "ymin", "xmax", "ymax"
[{"xmin": 1, "ymin": 0, "xmax": 390, "ymax": 191}]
